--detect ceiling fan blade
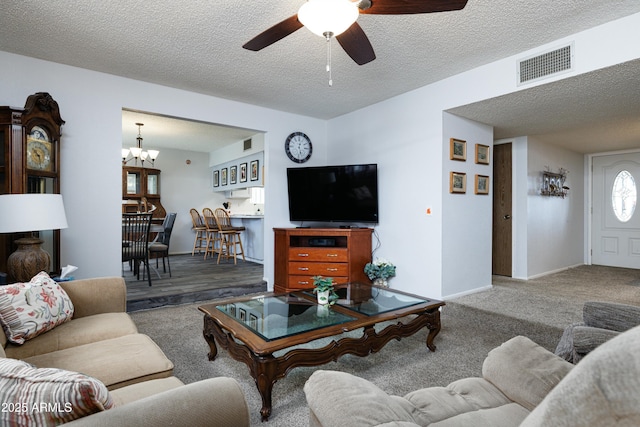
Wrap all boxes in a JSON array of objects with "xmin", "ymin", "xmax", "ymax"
[
  {"xmin": 359, "ymin": 0, "xmax": 468, "ymax": 15},
  {"xmin": 243, "ymin": 15, "xmax": 304, "ymax": 51},
  {"xmin": 336, "ymin": 22, "xmax": 376, "ymax": 65}
]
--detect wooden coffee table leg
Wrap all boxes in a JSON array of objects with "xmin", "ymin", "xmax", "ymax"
[
  {"xmin": 202, "ymin": 330, "xmax": 219, "ymax": 360},
  {"xmin": 254, "ymin": 366, "xmax": 275, "ymax": 421},
  {"xmin": 424, "ymin": 308, "xmax": 441, "ymax": 352}
]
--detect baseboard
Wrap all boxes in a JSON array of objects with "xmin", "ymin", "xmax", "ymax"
[
  {"xmin": 526, "ymin": 263, "xmax": 585, "ymax": 280},
  {"xmin": 443, "ymin": 285, "xmax": 493, "ymax": 301}
]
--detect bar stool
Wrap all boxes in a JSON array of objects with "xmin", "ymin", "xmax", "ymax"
[
  {"xmin": 189, "ymin": 208, "xmax": 207, "ymax": 255},
  {"xmin": 202, "ymin": 207, "xmax": 221, "ymax": 260},
  {"xmin": 213, "ymin": 208, "xmax": 245, "ymax": 264}
]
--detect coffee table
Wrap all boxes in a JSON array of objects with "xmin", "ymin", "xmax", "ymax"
[{"xmin": 198, "ymin": 282, "xmax": 444, "ymax": 421}]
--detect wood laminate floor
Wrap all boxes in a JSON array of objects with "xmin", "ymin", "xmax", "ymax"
[{"xmin": 123, "ymin": 253, "xmax": 266, "ymax": 312}]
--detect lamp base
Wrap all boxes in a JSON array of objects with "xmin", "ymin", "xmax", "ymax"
[{"xmin": 7, "ymin": 237, "xmax": 50, "ymax": 283}]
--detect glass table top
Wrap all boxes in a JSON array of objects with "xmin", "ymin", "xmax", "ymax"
[
  {"xmin": 215, "ymin": 294, "xmax": 356, "ymax": 341},
  {"xmin": 323, "ymin": 284, "xmax": 430, "ymax": 316},
  {"xmin": 214, "ymin": 284, "xmax": 433, "ymax": 341}
]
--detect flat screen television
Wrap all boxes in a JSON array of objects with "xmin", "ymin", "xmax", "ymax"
[{"xmin": 287, "ymin": 164, "xmax": 379, "ymax": 224}]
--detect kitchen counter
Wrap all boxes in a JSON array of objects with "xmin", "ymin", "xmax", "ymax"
[{"xmin": 230, "ymin": 215, "xmax": 264, "ymax": 263}]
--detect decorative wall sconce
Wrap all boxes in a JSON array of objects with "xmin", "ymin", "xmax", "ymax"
[{"xmin": 541, "ymin": 167, "xmax": 569, "ymax": 198}]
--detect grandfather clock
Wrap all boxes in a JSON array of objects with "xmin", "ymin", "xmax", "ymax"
[{"xmin": 0, "ymin": 93, "xmax": 64, "ymax": 281}]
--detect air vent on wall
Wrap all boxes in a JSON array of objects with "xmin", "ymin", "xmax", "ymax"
[
  {"xmin": 243, "ymin": 138, "xmax": 252, "ymax": 151},
  {"xmin": 518, "ymin": 43, "xmax": 573, "ymax": 85}
]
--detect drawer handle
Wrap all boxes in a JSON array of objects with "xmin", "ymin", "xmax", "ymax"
[
  {"xmin": 326, "ymin": 254, "xmax": 338, "ymax": 257},
  {"xmin": 297, "ymin": 281, "xmax": 309, "ymax": 285},
  {"xmin": 297, "ymin": 253, "xmax": 309, "ymax": 257},
  {"xmin": 298, "ymin": 267, "xmax": 309, "ymax": 271},
  {"xmin": 327, "ymin": 268, "xmax": 338, "ymax": 272}
]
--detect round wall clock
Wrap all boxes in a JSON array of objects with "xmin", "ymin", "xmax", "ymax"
[{"xmin": 284, "ymin": 132, "xmax": 312, "ymax": 163}]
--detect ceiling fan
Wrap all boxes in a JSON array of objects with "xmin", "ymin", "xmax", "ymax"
[{"xmin": 243, "ymin": 0, "xmax": 469, "ymax": 66}]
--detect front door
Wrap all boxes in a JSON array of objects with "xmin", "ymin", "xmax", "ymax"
[
  {"xmin": 592, "ymin": 152, "xmax": 640, "ymax": 268},
  {"xmin": 492, "ymin": 143, "xmax": 512, "ymax": 276}
]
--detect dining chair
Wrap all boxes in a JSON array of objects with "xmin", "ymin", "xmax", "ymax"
[
  {"xmin": 189, "ymin": 208, "xmax": 207, "ymax": 256},
  {"xmin": 213, "ymin": 208, "xmax": 245, "ymax": 264},
  {"xmin": 122, "ymin": 212, "xmax": 153, "ymax": 286},
  {"xmin": 202, "ymin": 207, "xmax": 221, "ymax": 261},
  {"xmin": 148, "ymin": 212, "xmax": 177, "ymax": 277}
]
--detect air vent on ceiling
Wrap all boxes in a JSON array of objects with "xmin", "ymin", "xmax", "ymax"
[
  {"xmin": 517, "ymin": 43, "xmax": 573, "ymax": 85},
  {"xmin": 243, "ymin": 138, "xmax": 252, "ymax": 151}
]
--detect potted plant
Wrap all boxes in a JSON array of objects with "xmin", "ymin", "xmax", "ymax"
[
  {"xmin": 364, "ymin": 258, "xmax": 396, "ymax": 287},
  {"xmin": 312, "ymin": 275, "xmax": 336, "ymax": 305}
]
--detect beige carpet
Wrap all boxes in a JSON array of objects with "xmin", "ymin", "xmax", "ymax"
[
  {"xmin": 131, "ymin": 264, "xmax": 639, "ymax": 426},
  {"xmin": 450, "ymin": 265, "xmax": 640, "ymax": 328}
]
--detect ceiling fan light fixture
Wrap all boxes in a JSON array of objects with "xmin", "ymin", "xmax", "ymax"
[{"xmin": 298, "ymin": 0, "xmax": 359, "ymax": 38}]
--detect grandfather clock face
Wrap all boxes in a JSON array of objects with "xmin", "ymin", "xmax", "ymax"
[{"xmin": 26, "ymin": 125, "xmax": 54, "ymax": 172}]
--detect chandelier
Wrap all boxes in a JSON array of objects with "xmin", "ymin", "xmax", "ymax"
[{"xmin": 122, "ymin": 122, "xmax": 159, "ymax": 166}]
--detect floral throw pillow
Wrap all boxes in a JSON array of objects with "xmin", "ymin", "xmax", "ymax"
[
  {"xmin": 0, "ymin": 272, "xmax": 75, "ymax": 345},
  {"xmin": 0, "ymin": 358, "xmax": 114, "ymax": 425}
]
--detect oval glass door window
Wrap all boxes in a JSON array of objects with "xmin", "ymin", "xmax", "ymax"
[{"xmin": 611, "ymin": 170, "xmax": 637, "ymax": 222}]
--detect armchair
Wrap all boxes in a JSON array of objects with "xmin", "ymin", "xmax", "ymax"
[{"xmin": 554, "ymin": 301, "xmax": 640, "ymax": 363}]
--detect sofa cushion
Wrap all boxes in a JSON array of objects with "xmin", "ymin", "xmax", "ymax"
[
  {"xmin": 404, "ymin": 377, "xmax": 515, "ymax": 425},
  {"xmin": 0, "ymin": 358, "xmax": 113, "ymax": 426},
  {"xmin": 482, "ymin": 335, "xmax": 573, "ymax": 411},
  {"xmin": 521, "ymin": 325, "xmax": 640, "ymax": 427},
  {"xmin": 0, "ymin": 272, "xmax": 74, "ymax": 345},
  {"xmin": 109, "ymin": 376, "xmax": 184, "ymax": 406},
  {"xmin": 23, "ymin": 333, "xmax": 174, "ymax": 390},
  {"xmin": 4, "ymin": 312, "xmax": 138, "ymax": 360}
]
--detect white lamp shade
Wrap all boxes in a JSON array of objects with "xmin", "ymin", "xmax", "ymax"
[
  {"xmin": 298, "ymin": 0, "xmax": 359, "ymax": 37},
  {"xmin": 0, "ymin": 194, "xmax": 68, "ymax": 233},
  {"xmin": 147, "ymin": 149, "xmax": 159, "ymax": 160},
  {"xmin": 130, "ymin": 146, "xmax": 142, "ymax": 158},
  {"xmin": 121, "ymin": 148, "xmax": 130, "ymax": 158}
]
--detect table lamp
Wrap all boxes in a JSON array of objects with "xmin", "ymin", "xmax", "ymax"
[{"xmin": 0, "ymin": 194, "xmax": 68, "ymax": 282}]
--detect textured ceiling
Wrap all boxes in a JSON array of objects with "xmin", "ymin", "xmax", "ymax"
[{"xmin": 2, "ymin": 1, "xmax": 640, "ymax": 153}]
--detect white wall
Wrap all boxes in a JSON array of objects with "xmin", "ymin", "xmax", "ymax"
[
  {"xmin": 149, "ymin": 146, "xmax": 227, "ymax": 255},
  {"xmin": 0, "ymin": 51, "xmax": 327, "ymax": 284},
  {"xmin": 526, "ymin": 139, "xmax": 585, "ymax": 277},
  {"xmin": 441, "ymin": 114, "xmax": 494, "ymax": 296},
  {"xmin": 326, "ymin": 12, "xmax": 640, "ymax": 298},
  {"xmin": 2, "ymin": 12, "xmax": 638, "ymax": 293}
]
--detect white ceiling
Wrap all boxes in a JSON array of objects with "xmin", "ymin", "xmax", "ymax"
[{"xmin": 2, "ymin": 1, "xmax": 640, "ymax": 154}]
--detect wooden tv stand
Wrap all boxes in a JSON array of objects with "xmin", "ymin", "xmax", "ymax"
[{"xmin": 273, "ymin": 227, "xmax": 373, "ymax": 293}]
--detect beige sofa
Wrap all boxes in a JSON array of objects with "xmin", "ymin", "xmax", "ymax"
[
  {"xmin": 305, "ymin": 325, "xmax": 640, "ymax": 426},
  {"xmin": 1, "ymin": 276, "xmax": 250, "ymax": 426}
]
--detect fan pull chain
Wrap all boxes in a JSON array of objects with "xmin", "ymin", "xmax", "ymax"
[{"xmin": 325, "ymin": 32, "xmax": 333, "ymax": 87}]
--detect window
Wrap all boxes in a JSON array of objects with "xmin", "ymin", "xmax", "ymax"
[
  {"xmin": 611, "ymin": 170, "xmax": 637, "ymax": 222},
  {"xmin": 250, "ymin": 187, "xmax": 264, "ymax": 205}
]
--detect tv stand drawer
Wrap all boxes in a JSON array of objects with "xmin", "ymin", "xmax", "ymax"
[
  {"xmin": 288, "ymin": 262, "xmax": 348, "ymax": 276},
  {"xmin": 288, "ymin": 247, "xmax": 348, "ymax": 262},
  {"xmin": 288, "ymin": 275, "xmax": 349, "ymax": 289},
  {"xmin": 274, "ymin": 228, "xmax": 373, "ymax": 293}
]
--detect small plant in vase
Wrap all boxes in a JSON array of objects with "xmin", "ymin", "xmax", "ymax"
[
  {"xmin": 312, "ymin": 276, "xmax": 336, "ymax": 306},
  {"xmin": 364, "ymin": 258, "xmax": 396, "ymax": 287}
]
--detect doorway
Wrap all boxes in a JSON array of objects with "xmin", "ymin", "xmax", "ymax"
[
  {"xmin": 492, "ymin": 143, "xmax": 512, "ymax": 276},
  {"xmin": 591, "ymin": 152, "xmax": 640, "ymax": 268}
]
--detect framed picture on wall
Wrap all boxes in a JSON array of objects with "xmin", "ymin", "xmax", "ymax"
[
  {"xmin": 250, "ymin": 160, "xmax": 259, "ymax": 181},
  {"xmin": 240, "ymin": 162, "xmax": 248, "ymax": 183},
  {"xmin": 475, "ymin": 174, "xmax": 490, "ymax": 194},
  {"xmin": 221, "ymin": 168, "xmax": 228, "ymax": 186},
  {"xmin": 230, "ymin": 165, "xmax": 237, "ymax": 184},
  {"xmin": 213, "ymin": 170, "xmax": 219, "ymax": 187},
  {"xmin": 475, "ymin": 144, "xmax": 490, "ymax": 165},
  {"xmin": 449, "ymin": 171, "xmax": 466, "ymax": 194},
  {"xmin": 450, "ymin": 138, "xmax": 466, "ymax": 161}
]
